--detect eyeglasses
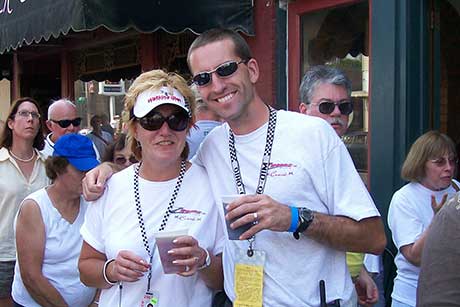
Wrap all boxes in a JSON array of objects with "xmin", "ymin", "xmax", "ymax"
[
  {"xmin": 114, "ymin": 155, "xmax": 138, "ymax": 165},
  {"xmin": 15, "ymin": 110, "xmax": 41, "ymax": 120},
  {"xmin": 138, "ymin": 111, "xmax": 189, "ymax": 131},
  {"xmin": 50, "ymin": 117, "xmax": 82, "ymax": 128},
  {"xmin": 192, "ymin": 59, "xmax": 248, "ymax": 87},
  {"xmin": 429, "ymin": 157, "xmax": 458, "ymax": 167},
  {"xmin": 313, "ymin": 100, "xmax": 354, "ymax": 115}
]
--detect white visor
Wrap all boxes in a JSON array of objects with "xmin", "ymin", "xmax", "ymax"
[{"xmin": 133, "ymin": 86, "xmax": 190, "ymax": 118}]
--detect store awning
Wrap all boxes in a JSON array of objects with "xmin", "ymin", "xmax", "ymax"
[{"xmin": 0, "ymin": 0, "xmax": 254, "ymax": 54}]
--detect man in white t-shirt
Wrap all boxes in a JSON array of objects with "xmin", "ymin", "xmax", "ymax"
[
  {"xmin": 187, "ymin": 29, "xmax": 386, "ymax": 307},
  {"xmin": 83, "ymin": 29, "xmax": 387, "ymax": 307},
  {"xmin": 299, "ymin": 65, "xmax": 383, "ymax": 307}
]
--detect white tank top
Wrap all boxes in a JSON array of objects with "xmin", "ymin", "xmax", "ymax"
[{"xmin": 12, "ymin": 188, "xmax": 95, "ymax": 306}]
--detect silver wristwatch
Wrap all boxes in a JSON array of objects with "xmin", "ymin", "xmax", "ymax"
[{"xmin": 198, "ymin": 248, "xmax": 211, "ymax": 270}]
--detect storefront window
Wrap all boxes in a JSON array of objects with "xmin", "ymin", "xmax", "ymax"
[{"xmin": 300, "ymin": 1, "xmax": 369, "ymax": 181}]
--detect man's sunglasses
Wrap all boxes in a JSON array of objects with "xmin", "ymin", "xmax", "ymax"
[
  {"xmin": 50, "ymin": 117, "xmax": 82, "ymax": 128},
  {"xmin": 192, "ymin": 59, "xmax": 248, "ymax": 87},
  {"xmin": 138, "ymin": 111, "xmax": 189, "ymax": 131},
  {"xmin": 315, "ymin": 100, "xmax": 354, "ymax": 115}
]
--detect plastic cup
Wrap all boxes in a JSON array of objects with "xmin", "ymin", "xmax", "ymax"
[
  {"xmin": 222, "ymin": 194, "xmax": 253, "ymax": 240},
  {"xmin": 154, "ymin": 229, "xmax": 188, "ymax": 274}
]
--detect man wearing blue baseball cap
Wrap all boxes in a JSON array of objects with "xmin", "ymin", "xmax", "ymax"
[{"xmin": 12, "ymin": 133, "xmax": 100, "ymax": 307}]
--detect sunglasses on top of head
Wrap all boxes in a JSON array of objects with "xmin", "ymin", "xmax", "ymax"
[
  {"xmin": 138, "ymin": 110, "xmax": 189, "ymax": 132},
  {"xmin": 50, "ymin": 117, "xmax": 82, "ymax": 128},
  {"xmin": 192, "ymin": 59, "xmax": 248, "ymax": 87},
  {"xmin": 313, "ymin": 100, "xmax": 354, "ymax": 115}
]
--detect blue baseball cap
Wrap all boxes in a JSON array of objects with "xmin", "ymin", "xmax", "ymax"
[{"xmin": 53, "ymin": 134, "xmax": 99, "ymax": 171}]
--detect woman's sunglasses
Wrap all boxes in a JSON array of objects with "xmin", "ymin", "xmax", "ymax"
[
  {"xmin": 138, "ymin": 111, "xmax": 189, "ymax": 131},
  {"xmin": 192, "ymin": 59, "xmax": 248, "ymax": 87},
  {"xmin": 114, "ymin": 155, "xmax": 138, "ymax": 165},
  {"xmin": 314, "ymin": 100, "xmax": 354, "ymax": 115},
  {"xmin": 50, "ymin": 117, "xmax": 82, "ymax": 128}
]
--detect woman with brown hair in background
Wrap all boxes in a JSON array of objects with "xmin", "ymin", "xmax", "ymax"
[{"xmin": 0, "ymin": 97, "xmax": 48, "ymax": 307}]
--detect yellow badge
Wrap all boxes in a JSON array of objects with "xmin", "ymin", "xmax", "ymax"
[{"xmin": 233, "ymin": 249, "xmax": 265, "ymax": 307}]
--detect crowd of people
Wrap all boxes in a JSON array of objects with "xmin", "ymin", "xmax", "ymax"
[{"xmin": 0, "ymin": 27, "xmax": 458, "ymax": 307}]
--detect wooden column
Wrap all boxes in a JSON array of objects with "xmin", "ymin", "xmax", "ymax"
[
  {"xmin": 60, "ymin": 50, "xmax": 74, "ymax": 99},
  {"xmin": 12, "ymin": 52, "xmax": 21, "ymax": 100},
  {"xmin": 139, "ymin": 33, "xmax": 159, "ymax": 72}
]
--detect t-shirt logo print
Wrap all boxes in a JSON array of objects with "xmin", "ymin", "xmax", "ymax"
[
  {"xmin": 268, "ymin": 162, "xmax": 297, "ymax": 177},
  {"xmin": 170, "ymin": 206, "xmax": 206, "ymax": 221}
]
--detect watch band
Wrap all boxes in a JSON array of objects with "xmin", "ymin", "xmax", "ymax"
[
  {"xmin": 293, "ymin": 207, "xmax": 314, "ymax": 240},
  {"xmin": 198, "ymin": 248, "xmax": 211, "ymax": 270}
]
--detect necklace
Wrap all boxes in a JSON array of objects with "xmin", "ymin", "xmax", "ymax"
[{"xmin": 9, "ymin": 150, "xmax": 36, "ymax": 163}]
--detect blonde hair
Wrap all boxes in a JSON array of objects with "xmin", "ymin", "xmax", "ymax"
[
  {"xmin": 125, "ymin": 69, "xmax": 196, "ymax": 160},
  {"xmin": 401, "ymin": 130, "xmax": 456, "ymax": 182}
]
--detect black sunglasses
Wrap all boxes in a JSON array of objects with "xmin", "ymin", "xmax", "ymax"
[
  {"xmin": 50, "ymin": 117, "xmax": 82, "ymax": 128},
  {"xmin": 192, "ymin": 59, "xmax": 248, "ymax": 87},
  {"xmin": 138, "ymin": 111, "xmax": 189, "ymax": 131},
  {"xmin": 316, "ymin": 100, "xmax": 353, "ymax": 115}
]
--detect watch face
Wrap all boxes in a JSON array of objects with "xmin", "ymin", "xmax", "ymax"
[{"xmin": 299, "ymin": 208, "xmax": 313, "ymax": 222}]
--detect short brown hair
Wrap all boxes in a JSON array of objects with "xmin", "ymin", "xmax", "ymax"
[
  {"xmin": 45, "ymin": 156, "xmax": 69, "ymax": 181},
  {"xmin": 0, "ymin": 97, "xmax": 45, "ymax": 150},
  {"xmin": 124, "ymin": 69, "xmax": 195, "ymax": 161},
  {"xmin": 401, "ymin": 131, "xmax": 456, "ymax": 182},
  {"xmin": 187, "ymin": 28, "xmax": 252, "ymax": 69}
]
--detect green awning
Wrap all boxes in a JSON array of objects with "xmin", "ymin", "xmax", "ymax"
[{"xmin": 0, "ymin": 0, "xmax": 254, "ymax": 54}]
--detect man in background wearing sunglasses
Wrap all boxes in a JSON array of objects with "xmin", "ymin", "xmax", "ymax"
[
  {"xmin": 42, "ymin": 99, "xmax": 100, "ymax": 160},
  {"xmin": 299, "ymin": 65, "xmax": 383, "ymax": 307},
  {"xmin": 299, "ymin": 65, "xmax": 353, "ymax": 137}
]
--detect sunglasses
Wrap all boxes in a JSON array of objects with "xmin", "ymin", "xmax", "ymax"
[
  {"xmin": 192, "ymin": 59, "xmax": 248, "ymax": 87},
  {"xmin": 114, "ymin": 155, "xmax": 138, "ymax": 165},
  {"xmin": 51, "ymin": 117, "xmax": 82, "ymax": 128},
  {"xmin": 314, "ymin": 100, "xmax": 354, "ymax": 115},
  {"xmin": 138, "ymin": 111, "xmax": 189, "ymax": 131}
]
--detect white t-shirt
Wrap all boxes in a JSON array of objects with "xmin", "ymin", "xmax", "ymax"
[
  {"xmin": 80, "ymin": 163, "xmax": 225, "ymax": 307},
  {"xmin": 388, "ymin": 181, "xmax": 459, "ymax": 306},
  {"xmin": 194, "ymin": 110, "xmax": 380, "ymax": 307},
  {"xmin": 12, "ymin": 188, "xmax": 95, "ymax": 307},
  {"xmin": 363, "ymin": 254, "xmax": 381, "ymax": 274}
]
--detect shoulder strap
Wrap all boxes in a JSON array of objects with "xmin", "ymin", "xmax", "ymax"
[{"xmin": 451, "ymin": 180, "xmax": 459, "ymax": 192}]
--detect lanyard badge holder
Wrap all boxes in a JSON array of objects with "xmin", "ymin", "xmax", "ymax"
[
  {"xmin": 228, "ymin": 105, "xmax": 276, "ymax": 307},
  {"xmin": 140, "ymin": 254, "xmax": 160, "ymax": 307},
  {"xmin": 134, "ymin": 161, "xmax": 186, "ymax": 307}
]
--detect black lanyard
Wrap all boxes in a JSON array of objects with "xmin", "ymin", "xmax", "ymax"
[
  {"xmin": 133, "ymin": 160, "xmax": 186, "ymax": 291},
  {"xmin": 228, "ymin": 105, "xmax": 277, "ymax": 256}
]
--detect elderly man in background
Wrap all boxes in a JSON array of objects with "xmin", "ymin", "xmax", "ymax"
[
  {"xmin": 42, "ymin": 99, "xmax": 82, "ymax": 157},
  {"xmin": 42, "ymin": 98, "xmax": 100, "ymax": 160},
  {"xmin": 299, "ymin": 65, "xmax": 382, "ymax": 307}
]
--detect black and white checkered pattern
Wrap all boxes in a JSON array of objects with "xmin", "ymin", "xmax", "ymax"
[
  {"xmin": 227, "ymin": 105, "xmax": 277, "ymax": 257},
  {"xmin": 133, "ymin": 160, "xmax": 186, "ymax": 256},
  {"xmin": 228, "ymin": 105, "xmax": 277, "ymax": 195}
]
